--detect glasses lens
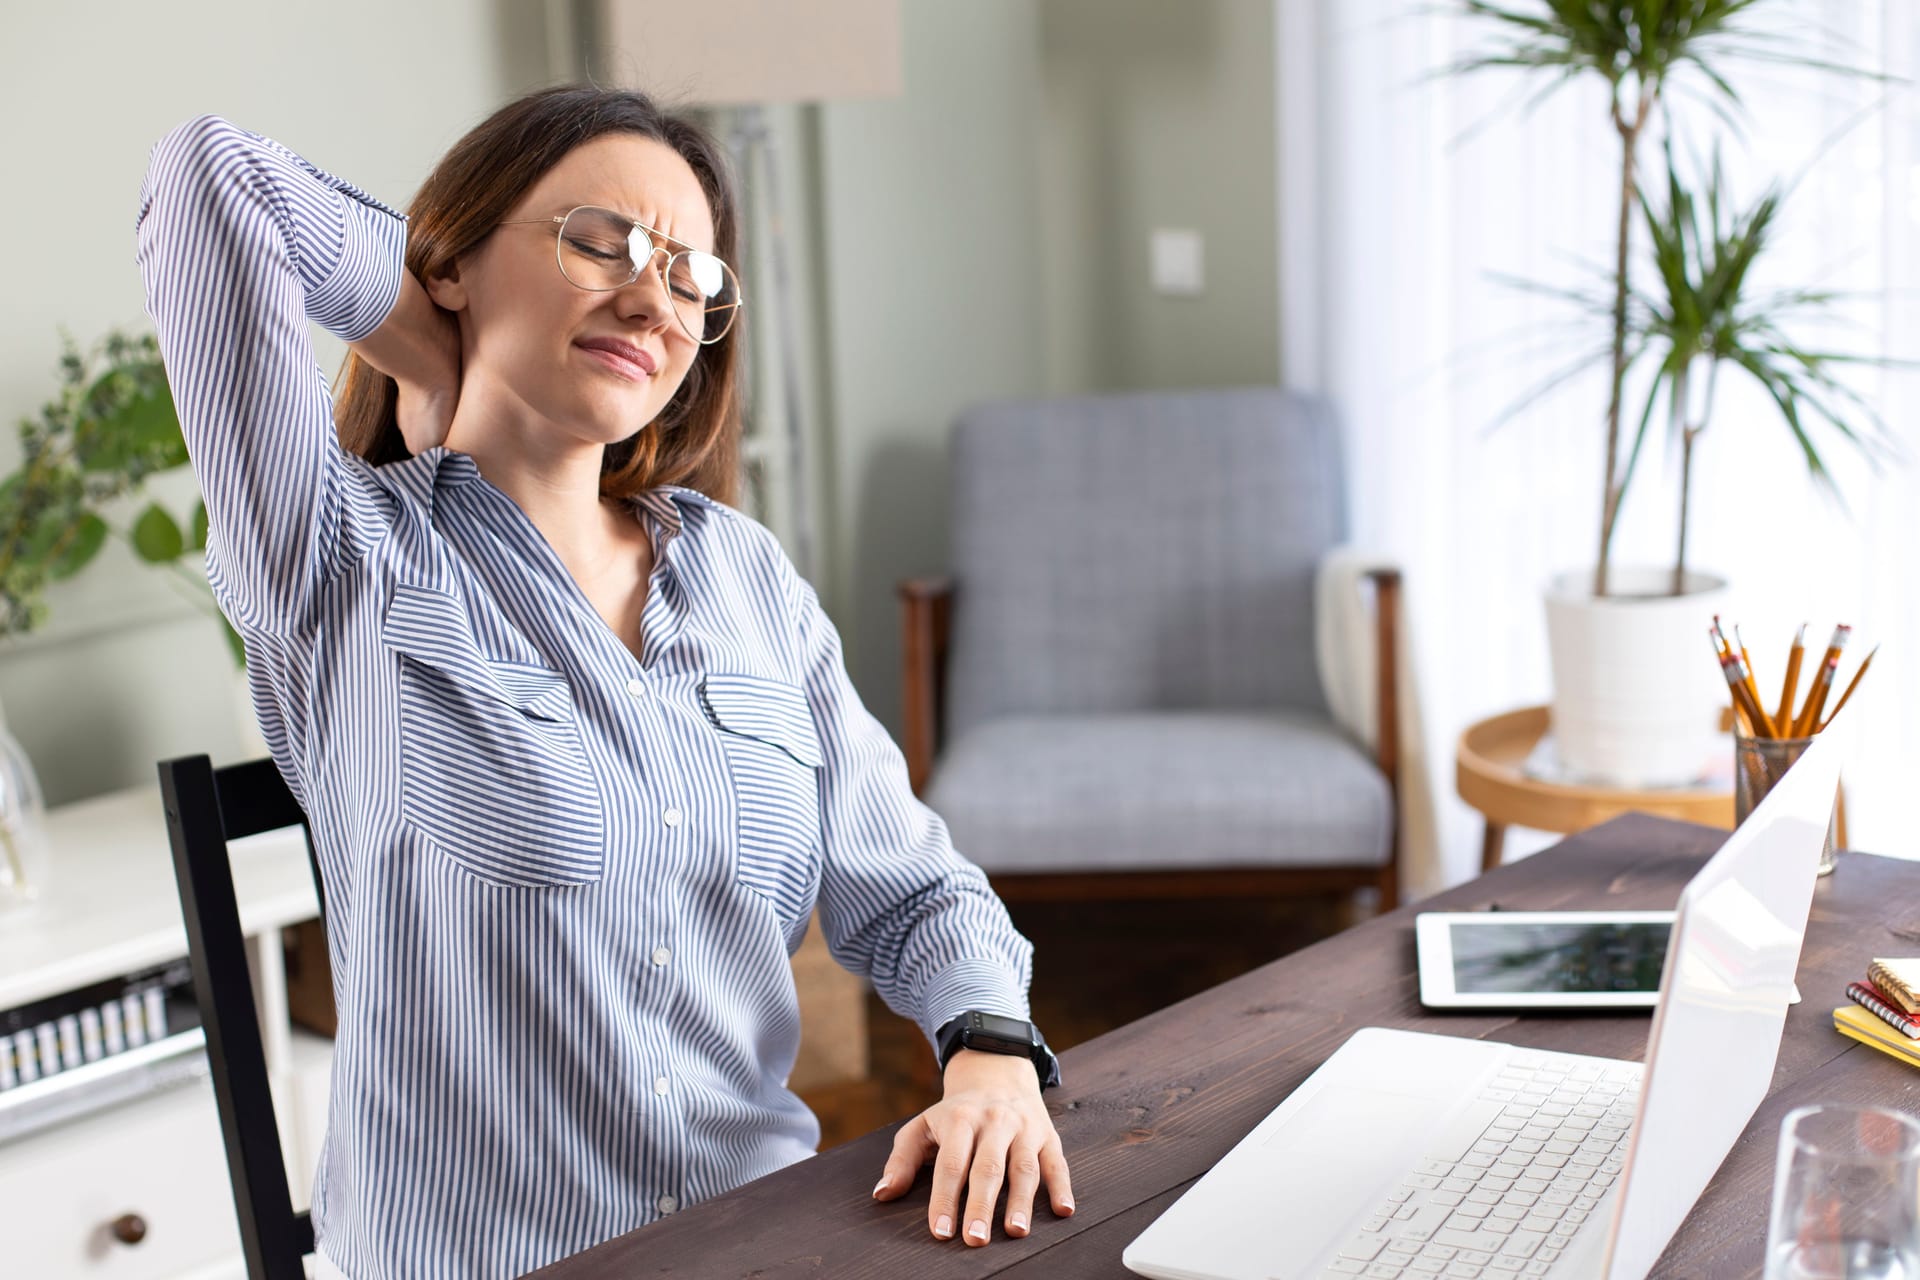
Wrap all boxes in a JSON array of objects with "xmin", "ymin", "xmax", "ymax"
[
  {"xmin": 556, "ymin": 207, "xmax": 645, "ymax": 291},
  {"xmin": 667, "ymin": 251, "xmax": 742, "ymax": 343}
]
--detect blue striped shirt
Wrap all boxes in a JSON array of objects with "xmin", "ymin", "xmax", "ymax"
[{"xmin": 136, "ymin": 115, "xmax": 1035, "ymax": 1280}]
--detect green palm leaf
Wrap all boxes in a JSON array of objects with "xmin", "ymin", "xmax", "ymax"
[{"xmin": 1453, "ymin": 0, "xmax": 1882, "ymax": 594}]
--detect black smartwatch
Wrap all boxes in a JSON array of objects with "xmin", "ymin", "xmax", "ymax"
[{"xmin": 935, "ymin": 1011, "xmax": 1062, "ymax": 1090}]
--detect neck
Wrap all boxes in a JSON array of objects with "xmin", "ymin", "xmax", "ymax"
[{"xmin": 441, "ymin": 378, "xmax": 618, "ymax": 568}]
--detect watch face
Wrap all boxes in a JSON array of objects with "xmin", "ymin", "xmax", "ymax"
[{"xmin": 968, "ymin": 1012, "xmax": 1035, "ymax": 1049}]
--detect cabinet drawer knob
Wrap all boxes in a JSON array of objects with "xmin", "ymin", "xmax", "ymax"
[{"xmin": 110, "ymin": 1213, "xmax": 148, "ymax": 1245}]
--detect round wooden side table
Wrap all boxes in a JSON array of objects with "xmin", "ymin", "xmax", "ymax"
[{"xmin": 1456, "ymin": 706, "xmax": 1734, "ymax": 872}]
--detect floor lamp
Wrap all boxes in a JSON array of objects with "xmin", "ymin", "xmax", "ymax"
[{"xmin": 584, "ymin": 0, "xmax": 904, "ymax": 583}]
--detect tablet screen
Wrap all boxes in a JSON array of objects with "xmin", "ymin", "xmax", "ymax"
[{"xmin": 1449, "ymin": 919, "xmax": 1671, "ymax": 995}]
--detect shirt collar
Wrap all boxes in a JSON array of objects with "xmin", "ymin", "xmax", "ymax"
[
  {"xmin": 631, "ymin": 484, "xmax": 726, "ymax": 551},
  {"xmin": 425, "ymin": 446, "xmax": 719, "ymax": 558}
]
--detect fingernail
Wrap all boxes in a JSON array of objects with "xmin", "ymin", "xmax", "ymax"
[
  {"xmin": 967, "ymin": 1219, "xmax": 988, "ymax": 1243},
  {"xmin": 1062, "ymin": 1197, "xmax": 1076, "ymax": 1214},
  {"xmin": 1011, "ymin": 1212, "xmax": 1029, "ymax": 1233},
  {"xmin": 934, "ymin": 1214, "xmax": 954, "ymax": 1239},
  {"xmin": 872, "ymin": 1177, "xmax": 888, "ymax": 1198}
]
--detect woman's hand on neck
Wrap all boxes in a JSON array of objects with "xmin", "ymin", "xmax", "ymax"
[{"xmin": 347, "ymin": 271, "xmax": 461, "ymax": 455}]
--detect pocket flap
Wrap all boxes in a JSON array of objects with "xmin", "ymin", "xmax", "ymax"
[
  {"xmin": 700, "ymin": 673, "xmax": 824, "ymax": 768},
  {"xmin": 383, "ymin": 583, "xmax": 573, "ymax": 722}
]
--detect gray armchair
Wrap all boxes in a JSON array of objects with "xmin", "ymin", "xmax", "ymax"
[{"xmin": 898, "ymin": 388, "xmax": 1401, "ymax": 911}]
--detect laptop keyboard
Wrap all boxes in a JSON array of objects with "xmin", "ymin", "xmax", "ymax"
[{"xmin": 1314, "ymin": 1051, "xmax": 1642, "ymax": 1279}]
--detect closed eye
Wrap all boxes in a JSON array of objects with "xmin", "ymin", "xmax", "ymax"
[{"xmin": 563, "ymin": 235, "xmax": 628, "ymax": 263}]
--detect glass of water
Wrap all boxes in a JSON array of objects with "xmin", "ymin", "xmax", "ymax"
[{"xmin": 1767, "ymin": 1105, "xmax": 1920, "ymax": 1279}]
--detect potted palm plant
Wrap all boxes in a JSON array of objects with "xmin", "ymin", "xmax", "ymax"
[
  {"xmin": 1628, "ymin": 147, "xmax": 1899, "ymax": 596},
  {"xmin": 1456, "ymin": 0, "xmax": 1874, "ymax": 784}
]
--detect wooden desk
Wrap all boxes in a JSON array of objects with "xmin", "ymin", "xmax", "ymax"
[{"xmin": 531, "ymin": 816, "xmax": 1920, "ymax": 1280}]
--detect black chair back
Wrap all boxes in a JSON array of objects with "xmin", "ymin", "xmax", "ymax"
[{"xmin": 159, "ymin": 755, "xmax": 322, "ymax": 1280}]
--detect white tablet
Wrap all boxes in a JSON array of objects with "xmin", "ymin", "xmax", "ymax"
[{"xmin": 1414, "ymin": 910, "xmax": 1677, "ymax": 1009}]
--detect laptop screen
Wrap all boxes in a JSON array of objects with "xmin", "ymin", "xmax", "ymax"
[{"xmin": 1600, "ymin": 728, "xmax": 1841, "ymax": 1280}]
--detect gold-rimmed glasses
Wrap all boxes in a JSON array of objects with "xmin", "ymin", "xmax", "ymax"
[{"xmin": 499, "ymin": 205, "xmax": 743, "ymax": 344}]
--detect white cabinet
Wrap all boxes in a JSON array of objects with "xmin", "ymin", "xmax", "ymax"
[
  {"xmin": 0, "ymin": 1073, "xmax": 242, "ymax": 1277},
  {"xmin": 0, "ymin": 786, "xmax": 329, "ymax": 1278}
]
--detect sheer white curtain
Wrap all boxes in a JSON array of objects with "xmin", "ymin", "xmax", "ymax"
[{"xmin": 1278, "ymin": 0, "xmax": 1920, "ymax": 887}]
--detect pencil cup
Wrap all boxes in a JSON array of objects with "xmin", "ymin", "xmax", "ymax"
[
  {"xmin": 1764, "ymin": 1104, "xmax": 1920, "ymax": 1280},
  {"xmin": 1733, "ymin": 731, "xmax": 1837, "ymax": 876}
]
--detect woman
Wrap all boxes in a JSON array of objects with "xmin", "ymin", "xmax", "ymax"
[{"xmin": 137, "ymin": 85, "xmax": 1072, "ymax": 1278}]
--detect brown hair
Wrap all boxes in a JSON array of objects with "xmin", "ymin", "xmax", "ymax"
[{"xmin": 333, "ymin": 85, "xmax": 741, "ymax": 506}]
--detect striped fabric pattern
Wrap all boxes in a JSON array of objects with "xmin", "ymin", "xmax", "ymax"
[{"xmin": 136, "ymin": 115, "xmax": 1035, "ymax": 1280}]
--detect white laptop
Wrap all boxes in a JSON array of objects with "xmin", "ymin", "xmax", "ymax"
[{"xmin": 1122, "ymin": 726, "xmax": 1843, "ymax": 1280}]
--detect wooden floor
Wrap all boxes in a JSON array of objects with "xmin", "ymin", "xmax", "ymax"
[{"xmin": 800, "ymin": 890, "xmax": 1368, "ymax": 1149}]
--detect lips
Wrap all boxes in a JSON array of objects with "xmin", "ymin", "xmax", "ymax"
[{"xmin": 575, "ymin": 337, "xmax": 657, "ymax": 379}]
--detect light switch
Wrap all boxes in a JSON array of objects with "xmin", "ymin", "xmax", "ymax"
[{"xmin": 1150, "ymin": 228, "xmax": 1204, "ymax": 296}]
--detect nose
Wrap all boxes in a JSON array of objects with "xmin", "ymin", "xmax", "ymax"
[{"xmin": 612, "ymin": 249, "xmax": 675, "ymax": 332}]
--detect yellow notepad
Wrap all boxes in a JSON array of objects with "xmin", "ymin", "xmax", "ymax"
[{"xmin": 1834, "ymin": 1005, "xmax": 1920, "ymax": 1070}]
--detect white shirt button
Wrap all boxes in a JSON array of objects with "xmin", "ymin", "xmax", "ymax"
[
  {"xmin": 652, "ymin": 946, "xmax": 672, "ymax": 967},
  {"xmin": 662, "ymin": 807, "xmax": 682, "ymax": 828},
  {"xmin": 625, "ymin": 677, "xmax": 646, "ymax": 697},
  {"xmin": 657, "ymin": 1194, "xmax": 678, "ymax": 1215},
  {"xmin": 654, "ymin": 1075, "xmax": 670, "ymax": 1095}
]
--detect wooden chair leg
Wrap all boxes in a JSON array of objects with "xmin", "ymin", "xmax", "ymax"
[
  {"xmin": 1481, "ymin": 821, "xmax": 1507, "ymax": 873},
  {"xmin": 1374, "ymin": 858, "xmax": 1399, "ymax": 914}
]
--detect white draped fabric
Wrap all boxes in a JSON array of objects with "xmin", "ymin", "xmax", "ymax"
[{"xmin": 1278, "ymin": 0, "xmax": 1920, "ymax": 886}]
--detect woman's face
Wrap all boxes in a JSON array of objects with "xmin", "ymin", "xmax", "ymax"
[{"xmin": 434, "ymin": 133, "xmax": 718, "ymax": 450}]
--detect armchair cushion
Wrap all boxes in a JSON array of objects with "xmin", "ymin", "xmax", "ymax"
[{"xmin": 925, "ymin": 711, "xmax": 1392, "ymax": 875}]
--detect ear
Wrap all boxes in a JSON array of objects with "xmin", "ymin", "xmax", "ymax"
[{"xmin": 424, "ymin": 261, "xmax": 469, "ymax": 312}]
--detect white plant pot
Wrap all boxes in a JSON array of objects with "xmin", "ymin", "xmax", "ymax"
[{"xmin": 1544, "ymin": 566, "xmax": 1729, "ymax": 788}]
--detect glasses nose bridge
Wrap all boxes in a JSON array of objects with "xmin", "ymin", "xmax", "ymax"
[
  {"xmin": 612, "ymin": 237, "xmax": 679, "ymax": 329},
  {"xmin": 631, "ymin": 239, "xmax": 670, "ymax": 278}
]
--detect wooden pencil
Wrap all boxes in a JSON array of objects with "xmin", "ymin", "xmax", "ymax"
[
  {"xmin": 1793, "ymin": 624, "xmax": 1851, "ymax": 737},
  {"xmin": 1714, "ymin": 636, "xmax": 1772, "ymax": 739},
  {"xmin": 1734, "ymin": 625, "xmax": 1767, "ymax": 734},
  {"xmin": 1774, "ymin": 623, "xmax": 1806, "ymax": 738},
  {"xmin": 1820, "ymin": 644, "xmax": 1877, "ymax": 731}
]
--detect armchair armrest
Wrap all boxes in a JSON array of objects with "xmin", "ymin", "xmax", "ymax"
[
  {"xmin": 1363, "ymin": 568, "xmax": 1402, "ymax": 784},
  {"xmin": 896, "ymin": 576, "xmax": 954, "ymax": 796},
  {"xmin": 1362, "ymin": 566, "xmax": 1402, "ymax": 910}
]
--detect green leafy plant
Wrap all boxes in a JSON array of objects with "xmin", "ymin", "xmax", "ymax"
[
  {"xmin": 1624, "ymin": 147, "xmax": 1902, "ymax": 593},
  {"xmin": 1453, "ymin": 0, "xmax": 1858, "ymax": 596},
  {"xmin": 0, "ymin": 330, "xmax": 241, "ymax": 663}
]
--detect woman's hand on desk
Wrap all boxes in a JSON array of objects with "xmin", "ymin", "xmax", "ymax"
[{"xmin": 871, "ymin": 1049, "xmax": 1075, "ymax": 1246}]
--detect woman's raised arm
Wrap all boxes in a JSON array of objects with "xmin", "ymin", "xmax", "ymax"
[{"xmin": 136, "ymin": 115, "xmax": 437, "ymax": 638}]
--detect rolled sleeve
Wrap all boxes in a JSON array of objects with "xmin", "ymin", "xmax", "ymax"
[
  {"xmin": 248, "ymin": 130, "xmax": 408, "ymax": 341},
  {"xmin": 136, "ymin": 116, "xmax": 402, "ymax": 638},
  {"xmin": 793, "ymin": 570, "xmax": 1035, "ymax": 1055}
]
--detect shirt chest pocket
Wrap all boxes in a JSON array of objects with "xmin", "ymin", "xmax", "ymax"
[
  {"xmin": 383, "ymin": 583, "xmax": 606, "ymax": 888},
  {"xmin": 699, "ymin": 673, "xmax": 824, "ymax": 924}
]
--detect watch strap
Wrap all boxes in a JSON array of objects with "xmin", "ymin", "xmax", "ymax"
[{"xmin": 935, "ymin": 1012, "xmax": 1062, "ymax": 1090}]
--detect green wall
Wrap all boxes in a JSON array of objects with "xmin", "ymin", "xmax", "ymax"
[{"xmin": 810, "ymin": 0, "xmax": 1282, "ymax": 730}]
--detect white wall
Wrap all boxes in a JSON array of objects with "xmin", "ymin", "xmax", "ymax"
[{"xmin": 0, "ymin": 0, "xmax": 554, "ymax": 803}]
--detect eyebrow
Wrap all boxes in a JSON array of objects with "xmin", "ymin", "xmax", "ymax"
[{"xmin": 558, "ymin": 204, "xmax": 702, "ymax": 254}]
